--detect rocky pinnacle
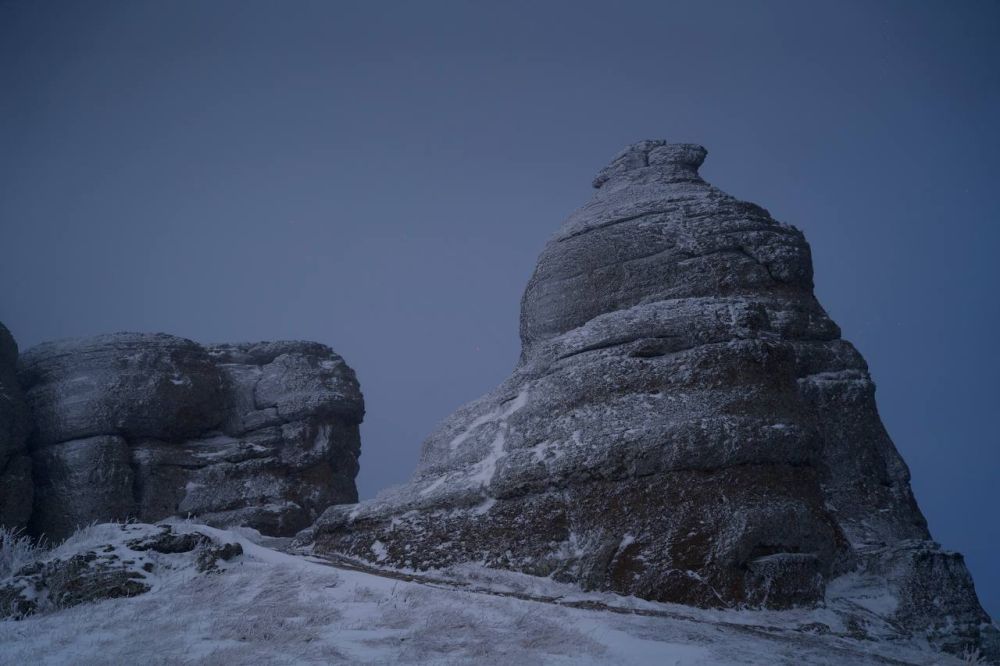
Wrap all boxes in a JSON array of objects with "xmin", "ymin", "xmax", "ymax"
[{"xmin": 309, "ymin": 140, "xmax": 998, "ymax": 659}]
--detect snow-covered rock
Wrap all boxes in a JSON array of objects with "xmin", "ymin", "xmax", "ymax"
[
  {"xmin": 308, "ymin": 140, "xmax": 998, "ymax": 660},
  {"xmin": 0, "ymin": 522, "xmax": 242, "ymax": 619},
  {"xmin": 16, "ymin": 333, "xmax": 364, "ymax": 539}
]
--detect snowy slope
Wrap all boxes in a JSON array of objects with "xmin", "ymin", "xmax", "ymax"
[{"xmin": 0, "ymin": 522, "xmax": 986, "ymax": 665}]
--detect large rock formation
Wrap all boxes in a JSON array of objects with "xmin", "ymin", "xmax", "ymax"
[
  {"xmin": 308, "ymin": 141, "xmax": 998, "ymax": 658},
  {"xmin": 0, "ymin": 323, "xmax": 32, "ymax": 529},
  {"xmin": 17, "ymin": 333, "xmax": 363, "ymax": 540}
]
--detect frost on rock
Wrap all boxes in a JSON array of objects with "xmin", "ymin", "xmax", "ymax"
[
  {"xmin": 0, "ymin": 522, "xmax": 242, "ymax": 619},
  {"xmin": 308, "ymin": 140, "xmax": 998, "ymax": 661},
  {"xmin": 13, "ymin": 334, "xmax": 364, "ymax": 539}
]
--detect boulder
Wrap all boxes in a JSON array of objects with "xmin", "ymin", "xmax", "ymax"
[
  {"xmin": 18, "ymin": 334, "xmax": 363, "ymax": 539},
  {"xmin": 308, "ymin": 141, "xmax": 997, "ymax": 659}
]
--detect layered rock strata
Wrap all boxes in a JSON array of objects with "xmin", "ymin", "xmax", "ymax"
[
  {"xmin": 16, "ymin": 333, "xmax": 363, "ymax": 539},
  {"xmin": 308, "ymin": 141, "xmax": 997, "ymax": 658}
]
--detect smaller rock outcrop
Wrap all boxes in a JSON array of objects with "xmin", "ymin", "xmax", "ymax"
[
  {"xmin": 0, "ymin": 323, "xmax": 32, "ymax": 530},
  {"xmin": 17, "ymin": 333, "xmax": 364, "ymax": 540},
  {"xmin": 0, "ymin": 522, "xmax": 243, "ymax": 619}
]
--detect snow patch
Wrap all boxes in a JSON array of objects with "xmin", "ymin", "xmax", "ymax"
[
  {"xmin": 468, "ymin": 430, "xmax": 506, "ymax": 487},
  {"xmin": 448, "ymin": 388, "xmax": 529, "ymax": 451},
  {"xmin": 370, "ymin": 540, "xmax": 388, "ymax": 562},
  {"xmin": 418, "ymin": 474, "xmax": 448, "ymax": 497}
]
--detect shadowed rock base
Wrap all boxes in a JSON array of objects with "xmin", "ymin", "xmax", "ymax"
[{"xmin": 0, "ymin": 322, "xmax": 32, "ymax": 530}]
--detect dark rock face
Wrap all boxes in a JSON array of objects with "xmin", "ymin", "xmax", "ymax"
[
  {"xmin": 31, "ymin": 436, "xmax": 135, "ymax": 540},
  {"xmin": 309, "ymin": 141, "xmax": 997, "ymax": 657},
  {"xmin": 0, "ymin": 323, "xmax": 32, "ymax": 529},
  {"xmin": 18, "ymin": 333, "xmax": 363, "ymax": 540}
]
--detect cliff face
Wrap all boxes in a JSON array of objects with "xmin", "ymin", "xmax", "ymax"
[
  {"xmin": 3, "ymin": 332, "xmax": 363, "ymax": 540},
  {"xmin": 309, "ymin": 141, "xmax": 997, "ymax": 657},
  {"xmin": 0, "ymin": 323, "xmax": 32, "ymax": 529}
]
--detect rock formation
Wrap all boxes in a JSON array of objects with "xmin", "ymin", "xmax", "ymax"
[
  {"xmin": 0, "ymin": 323, "xmax": 32, "ymax": 529},
  {"xmin": 13, "ymin": 332, "xmax": 363, "ymax": 540},
  {"xmin": 307, "ymin": 141, "xmax": 998, "ymax": 658}
]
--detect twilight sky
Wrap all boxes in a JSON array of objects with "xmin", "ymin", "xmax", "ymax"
[{"xmin": 1, "ymin": 0, "xmax": 998, "ymax": 617}]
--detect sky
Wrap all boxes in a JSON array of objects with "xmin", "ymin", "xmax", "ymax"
[{"xmin": 1, "ymin": 0, "xmax": 997, "ymax": 618}]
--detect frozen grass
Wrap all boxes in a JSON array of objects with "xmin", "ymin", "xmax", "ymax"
[
  {"xmin": 0, "ymin": 526, "xmax": 47, "ymax": 579},
  {"xmin": 49, "ymin": 521, "xmax": 116, "ymax": 553},
  {"xmin": 961, "ymin": 647, "xmax": 988, "ymax": 664},
  {"xmin": 0, "ymin": 551, "xmax": 351, "ymax": 665}
]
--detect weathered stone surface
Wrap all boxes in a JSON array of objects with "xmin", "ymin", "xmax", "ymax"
[
  {"xmin": 18, "ymin": 333, "xmax": 226, "ymax": 447},
  {"xmin": 18, "ymin": 333, "xmax": 363, "ymax": 539},
  {"xmin": 0, "ymin": 322, "xmax": 32, "ymax": 529},
  {"xmin": 308, "ymin": 140, "xmax": 997, "ymax": 658},
  {"xmin": 835, "ymin": 541, "xmax": 1000, "ymax": 659}
]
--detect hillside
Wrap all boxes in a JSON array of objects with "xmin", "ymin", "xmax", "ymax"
[{"xmin": 0, "ymin": 521, "xmax": 987, "ymax": 665}]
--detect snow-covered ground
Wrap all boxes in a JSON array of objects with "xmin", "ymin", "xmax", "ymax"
[{"xmin": 0, "ymin": 522, "xmax": 982, "ymax": 665}]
